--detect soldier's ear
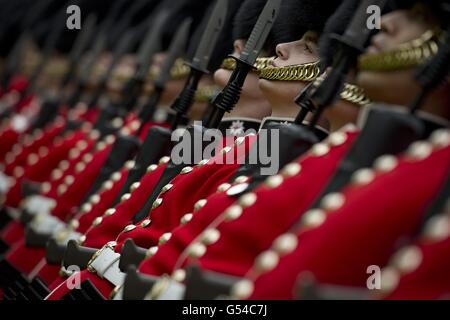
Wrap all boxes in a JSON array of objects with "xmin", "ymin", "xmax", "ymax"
[{"xmin": 233, "ymin": 39, "xmax": 245, "ymax": 55}]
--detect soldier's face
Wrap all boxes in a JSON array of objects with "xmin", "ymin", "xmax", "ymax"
[
  {"xmin": 258, "ymin": 32, "xmax": 319, "ymax": 117},
  {"xmin": 150, "ymin": 52, "xmax": 187, "ymax": 106},
  {"xmin": 357, "ymin": 10, "xmax": 430, "ymax": 106},
  {"xmin": 214, "ymin": 39, "xmax": 265, "ymax": 100}
]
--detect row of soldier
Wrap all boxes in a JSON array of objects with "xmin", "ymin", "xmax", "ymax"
[{"xmin": 0, "ymin": 0, "xmax": 449, "ymax": 300}]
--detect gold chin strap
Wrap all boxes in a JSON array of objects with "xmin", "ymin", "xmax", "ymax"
[
  {"xmin": 358, "ymin": 30, "xmax": 441, "ymax": 72},
  {"xmin": 312, "ymin": 74, "xmax": 371, "ymax": 107},
  {"xmin": 148, "ymin": 58, "xmax": 191, "ymax": 81},
  {"xmin": 340, "ymin": 83, "xmax": 371, "ymax": 107},
  {"xmin": 259, "ymin": 61, "xmax": 321, "ymax": 82},
  {"xmin": 221, "ymin": 56, "xmax": 275, "ymax": 72},
  {"xmin": 194, "ymin": 85, "xmax": 220, "ymax": 103}
]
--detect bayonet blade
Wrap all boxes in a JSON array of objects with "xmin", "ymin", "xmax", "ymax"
[
  {"xmin": 154, "ymin": 18, "xmax": 192, "ymax": 88},
  {"xmin": 240, "ymin": 0, "xmax": 281, "ymax": 65},
  {"xmin": 134, "ymin": 10, "xmax": 171, "ymax": 80},
  {"xmin": 190, "ymin": 0, "xmax": 228, "ymax": 72}
]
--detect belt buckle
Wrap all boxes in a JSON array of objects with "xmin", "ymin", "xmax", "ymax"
[{"xmin": 87, "ymin": 243, "xmax": 115, "ymax": 274}]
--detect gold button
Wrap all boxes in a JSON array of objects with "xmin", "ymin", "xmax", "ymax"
[
  {"xmin": 351, "ymin": 168, "xmax": 375, "ymax": 186},
  {"xmin": 217, "ymin": 183, "xmax": 231, "ymax": 192},
  {"xmin": 392, "ymin": 246, "xmax": 423, "ymax": 274},
  {"xmin": 180, "ymin": 213, "xmax": 193, "ymax": 225},
  {"xmin": 235, "ymin": 136, "xmax": 246, "ymax": 146},
  {"xmin": 70, "ymin": 149, "xmax": 81, "ymax": 160},
  {"xmin": 234, "ymin": 176, "xmax": 249, "ymax": 184},
  {"xmin": 159, "ymin": 156, "xmax": 170, "ymax": 165},
  {"xmin": 89, "ymin": 130, "xmax": 100, "ymax": 140},
  {"xmin": 83, "ymin": 154, "xmax": 93, "ymax": 163},
  {"xmin": 194, "ymin": 199, "xmax": 207, "ymax": 212},
  {"xmin": 188, "ymin": 242, "xmax": 207, "ymax": 258},
  {"xmin": 107, "ymin": 241, "xmax": 117, "ymax": 248},
  {"xmin": 92, "ymin": 217, "xmax": 103, "ymax": 227},
  {"xmin": 112, "ymin": 172, "xmax": 122, "ymax": 182},
  {"xmin": 302, "ymin": 209, "xmax": 326, "ymax": 229},
  {"xmin": 105, "ymin": 135, "xmax": 115, "ymax": 145},
  {"xmin": 198, "ymin": 159, "xmax": 209, "ymax": 167},
  {"xmin": 320, "ymin": 193, "xmax": 345, "ymax": 211},
  {"xmin": 79, "ymin": 235, "xmax": 87, "ymax": 244},
  {"xmin": 152, "ymin": 198, "xmax": 163, "ymax": 209},
  {"xmin": 76, "ymin": 141, "xmax": 88, "ymax": 150},
  {"xmin": 380, "ymin": 267, "xmax": 400, "ymax": 294},
  {"xmin": 201, "ymin": 229, "xmax": 221, "ymax": 245},
  {"xmin": 181, "ymin": 166, "xmax": 193, "ymax": 174},
  {"xmin": 96, "ymin": 142, "xmax": 106, "ymax": 151},
  {"xmin": 90, "ymin": 194, "xmax": 101, "ymax": 205},
  {"xmin": 104, "ymin": 208, "xmax": 116, "ymax": 217},
  {"xmin": 146, "ymin": 246, "xmax": 158, "ymax": 258},
  {"xmin": 65, "ymin": 175, "xmax": 75, "ymax": 185},
  {"xmin": 239, "ymin": 193, "xmax": 257, "ymax": 208},
  {"xmin": 226, "ymin": 183, "xmax": 249, "ymax": 196},
  {"xmin": 311, "ymin": 143, "xmax": 330, "ymax": 157},
  {"xmin": 121, "ymin": 193, "xmax": 131, "ymax": 202},
  {"xmin": 82, "ymin": 203, "xmax": 92, "ymax": 213},
  {"xmin": 52, "ymin": 169, "xmax": 63, "ymax": 180},
  {"xmin": 431, "ymin": 129, "xmax": 450, "ymax": 148},
  {"xmin": 75, "ymin": 162, "xmax": 86, "ymax": 173},
  {"xmin": 172, "ymin": 269, "xmax": 186, "ymax": 283},
  {"xmin": 273, "ymin": 233, "xmax": 298, "ymax": 255},
  {"xmin": 58, "ymin": 185, "xmax": 68, "ymax": 195},
  {"xmin": 423, "ymin": 214, "xmax": 450, "ymax": 242},
  {"xmin": 407, "ymin": 141, "xmax": 432, "ymax": 161},
  {"xmin": 141, "ymin": 219, "xmax": 152, "ymax": 228},
  {"xmin": 342, "ymin": 123, "xmax": 358, "ymax": 132},
  {"xmin": 374, "ymin": 155, "xmax": 398, "ymax": 173},
  {"xmin": 255, "ymin": 250, "xmax": 279, "ymax": 273},
  {"xmin": 14, "ymin": 166, "xmax": 24, "ymax": 177},
  {"xmin": 328, "ymin": 132, "xmax": 347, "ymax": 147},
  {"xmin": 265, "ymin": 175, "xmax": 284, "ymax": 188},
  {"xmin": 27, "ymin": 153, "xmax": 39, "ymax": 165},
  {"xmin": 282, "ymin": 163, "xmax": 301, "ymax": 177},
  {"xmin": 69, "ymin": 219, "xmax": 80, "ymax": 229},
  {"xmin": 221, "ymin": 146, "xmax": 232, "ymax": 154},
  {"xmin": 125, "ymin": 160, "xmax": 135, "ymax": 170},
  {"xmin": 41, "ymin": 182, "xmax": 51, "ymax": 194},
  {"xmin": 112, "ymin": 118, "xmax": 123, "ymax": 128},
  {"xmin": 224, "ymin": 205, "xmax": 243, "ymax": 221},
  {"xmin": 130, "ymin": 182, "xmax": 141, "ymax": 192},
  {"xmin": 147, "ymin": 164, "xmax": 158, "ymax": 172},
  {"xmin": 123, "ymin": 225, "xmax": 137, "ymax": 233},
  {"xmin": 231, "ymin": 280, "xmax": 254, "ymax": 300},
  {"xmin": 159, "ymin": 233, "xmax": 172, "ymax": 245},
  {"xmin": 160, "ymin": 184, "xmax": 173, "ymax": 194}
]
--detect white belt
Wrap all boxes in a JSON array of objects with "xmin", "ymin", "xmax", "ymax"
[
  {"xmin": 157, "ymin": 281, "xmax": 186, "ymax": 300},
  {"xmin": 30, "ymin": 212, "xmax": 66, "ymax": 235},
  {"xmin": 23, "ymin": 195, "xmax": 56, "ymax": 218},
  {"xmin": 88, "ymin": 246, "xmax": 126, "ymax": 287},
  {"xmin": 54, "ymin": 229, "xmax": 83, "ymax": 245}
]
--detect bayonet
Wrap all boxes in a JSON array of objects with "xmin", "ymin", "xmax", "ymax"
[
  {"xmin": 208, "ymin": 0, "xmax": 282, "ymax": 128},
  {"xmin": 138, "ymin": 17, "xmax": 192, "ymax": 124},
  {"xmin": 190, "ymin": 0, "xmax": 228, "ymax": 73},
  {"xmin": 170, "ymin": 0, "xmax": 229, "ymax": 129}
]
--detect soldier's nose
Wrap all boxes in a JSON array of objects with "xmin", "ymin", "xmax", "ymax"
[{"xmin": 276, "ymin": 43, "xmax": 290, "ymax": 60}]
